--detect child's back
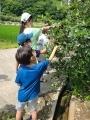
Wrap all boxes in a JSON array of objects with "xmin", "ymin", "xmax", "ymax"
[
  {"xmin": 15, "ymin": 45, "xmax": 58, "ymax": 120},
  {"xmin": 16, "ymin": 60, "xmax": 49, "ymax": 102}
]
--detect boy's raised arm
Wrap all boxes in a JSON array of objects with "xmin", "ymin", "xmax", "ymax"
[{"xmin": 49, "ymin": 46, "xmax": 58, "ymax": 61}]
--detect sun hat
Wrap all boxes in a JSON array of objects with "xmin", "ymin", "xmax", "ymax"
[
  {"xmin": 21, "ymin": 12, "xmax": 32, "ymax": 22},
  {"xmin": 17, "ymin": 33, "xmax": 33, "ymax": 45}
]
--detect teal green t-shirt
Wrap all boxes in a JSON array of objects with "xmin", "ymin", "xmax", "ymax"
[{"xmin": 24, "ymin": 28, "xmax": 42, "ymax": 49}]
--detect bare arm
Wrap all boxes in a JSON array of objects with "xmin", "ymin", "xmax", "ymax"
[
  {"xmin": 42, "ymin": 25, "xmax": 55, "ymax": 31},
  {"xmin": 49, "ymin": 46, "xmax": 58, "ymax": 61}
]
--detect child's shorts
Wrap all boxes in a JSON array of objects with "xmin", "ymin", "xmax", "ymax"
[{"xmin": 16, "ymin": 97, "xmax": 38, "ymax": 112}]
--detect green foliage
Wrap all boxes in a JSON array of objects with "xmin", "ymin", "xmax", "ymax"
[
  {"xmin": 0, "ymin": 14, "xmax": 20, "ymax": 22},
  {"xmin": 1, "ymin": 0, "xmax": 66, "ymax": 21},
  {"xmin": 1, "ymin": 0, "xmax": 23, "ymax": 16},
  {"xmin": 49, "ymin": 0, "xmax": 90, "ymax": 100}
]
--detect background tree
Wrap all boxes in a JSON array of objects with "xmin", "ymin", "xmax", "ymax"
[
  {"xmin": 49, "ymin": 0, "xmax": 90, "ymax": 100},
  {"xmin": 0, "ymin": 0, "xmax": 66, "ymax": 21}
]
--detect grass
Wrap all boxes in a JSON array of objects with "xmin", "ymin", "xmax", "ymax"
[
  {"xmin": 0, "ymin": 41, "xmax": 17, "ymax": 49},
  {"xmin": 0, "ymin": 24, "xmax": 19, "ymax": 49}
]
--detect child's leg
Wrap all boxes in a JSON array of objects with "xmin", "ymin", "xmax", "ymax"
[
  {"xmin": 28, "ymin": 98, "xmax": 38, "ymax": 120},
  {"xmin": 16, "ymin": 109, "xmax": 24, "ymax": 120},
  {"xmin": 28, "ymin": 110, "xmax": 37, "ymax": 120},
  {"xmin": 16, "ymin": 101, "xmax": 26, "ymax": 120},
  {"xmin": 31, "ymin": 110, "xmax": 37, "ymax": 120}
]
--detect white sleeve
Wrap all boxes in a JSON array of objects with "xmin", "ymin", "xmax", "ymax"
[{"xmin": 38, "ymin": 35, "xmax": 44, "ymax": 44}]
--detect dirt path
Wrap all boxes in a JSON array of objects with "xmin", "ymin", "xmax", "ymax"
[
  {"xmin": 0, "ymin": 48, "xmax": 17, "ymax": 108},
  {"xmin": 0, "ymin": 48, "xmax": 16, "ymax": 81}
]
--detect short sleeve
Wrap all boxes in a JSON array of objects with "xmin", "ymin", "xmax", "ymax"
[{"xmin": 31, "ymin": 28, "xmax": 42, "ymax": 49}]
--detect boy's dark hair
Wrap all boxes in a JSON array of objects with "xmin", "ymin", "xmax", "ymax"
[{"xmin": 15, "ymin": 46, "xmax": 33, "ymax": 65}]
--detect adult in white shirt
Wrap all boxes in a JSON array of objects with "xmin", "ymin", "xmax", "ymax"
[{"xmin": 19, "ymin": 12, "xmax": 51, "ymax": 50}]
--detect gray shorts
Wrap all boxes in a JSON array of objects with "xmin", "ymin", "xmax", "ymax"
[{"xmin": 16, "ymin": 97, "xmax": 38, "ymax": 112}]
